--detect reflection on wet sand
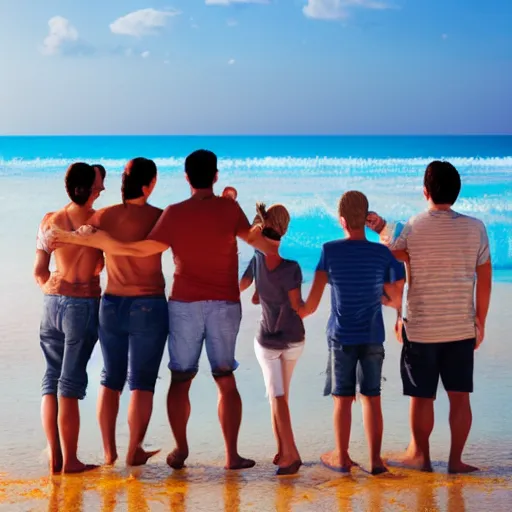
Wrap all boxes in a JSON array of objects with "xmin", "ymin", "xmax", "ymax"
[{"xmin": 0, "ymin": 464, "xmax": 509, "ymax": 511}]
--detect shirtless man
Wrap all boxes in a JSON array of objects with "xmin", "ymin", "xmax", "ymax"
[
  {"xmin": 53, "ymin": 149, "xmax": 277, "ymax": 471},
  {"xmin": 34, "ymin": 162, "xmax": 104, "ymax": 474}
]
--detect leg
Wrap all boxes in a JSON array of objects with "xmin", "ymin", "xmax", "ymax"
[
  {"xmin": 40, "ymin": 296, "xmax": 64, "ymax": 474},
  {"xmin": 358, "ymin": 344, "xmax": 386, "ymax": 474},
  {"xmin": 440, "ymin": 339, "xmax": 477, "ymax": 473},
  {"xmin": 59, "ymin": 298, "xmax": 99, "ymax": 473},
  {"xmin": 166, "ymin": 300, "xmax": 204, "ymax": 470},
  {"xmin": 214, "ymin": 374, "xmax": 255, "ymax": 470},
  {"xmin": 321, "ymin": 343, "xmax": 358, "ymax": 472},
  {"xmin": 398, "ymin": 335, "xmax": 439, "ymax": 472},
  {"xmin": 126, "ymin": 297, "xmax": 168, "ymax": 466},
  {"xmin": 205, "ymin": 301, "xmax": 254, "ymax": 470},
  {"xmin": 97, "ymin": 295, "xmax": 128, "ymax": 465}
]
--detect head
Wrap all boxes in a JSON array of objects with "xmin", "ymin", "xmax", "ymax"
[
  {"xmin": 423, "ymin": 160, "xmax": 461, "ymax": 206},
  {"xmin": 122, "ymin": 158, "xmax": 158, "ymax": 203},
  {"xmin": 253, "ymin": 203, "xmax": 290, "ymax": 243},
  {"xmin": 91, "ymin": 164, "xmax": 106, "ymax": 199},
  {"xmin": 64, "ymin": 162, "xmax": 98, "ymax": 206},
  {"xmin": 338, "ymin": 191, "xmax": 369, "ymax": 232},
  {"xmin": 185, "ymin": 150, "xmax": 218, "ymax": 190}
]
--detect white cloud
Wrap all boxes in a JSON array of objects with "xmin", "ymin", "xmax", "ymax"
[
  {"xmin": 141, "ymin": 51, "xmax": 151, "ymax": 58},
  {"xmin": 303, "ymin": 0, "xmax": 392, "ymax": 20},
  {"xmin": 110, "ymin": 8, "xmax": 180, "ymax": 37},
  {"xmin": 228, "ymin": 58, "xmax": 236, "ymax": 65},
  {"xmin": 206, "ymin": 0, "xmax": 269, "ymax": 5},
  {"xmin": 41, "ymin": 16, "xmax": 79, "ymax": 55}
]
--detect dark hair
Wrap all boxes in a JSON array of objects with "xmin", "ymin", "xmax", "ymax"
[
  {"xmin": 92, "ymin": 164, "xmax": 106, "ymax": 181},
  {"xmin": 185, "ymin": 150, "xmax": 218, "ymax": 189},
  {"xmin": 423, "ymin": 161, "xmax": 461, "ymax": 205},
  {"xmin": 122, "ymin": 158, "xmax": 157, "ymax": 202},
  {"xmin": 65, "ymin": 162, "xmax": 96, "ymax": 206}
]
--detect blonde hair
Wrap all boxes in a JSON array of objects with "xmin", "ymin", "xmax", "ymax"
[
  {"xmin": 253, "ymin": 202, "xmax": 290, "ymax": 239},
  {"xmin": 338, "ymin": 191, "xmax": 369, "ymax": 230}
]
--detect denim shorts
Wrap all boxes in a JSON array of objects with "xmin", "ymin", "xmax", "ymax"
[
  {"xmin": 324, "ymin": 341, "xmax": 385, "ymax": 397},
  {"xmin": 168, "ymin": 300, "xmax": 241, "ymax": 380},
  {"xmin": 40, "ymin": 295, "xmax": 99, "ymax": 400},
  {"xmin": 99, "ymin": 294, "xmax": 169, "ymax": 393}
]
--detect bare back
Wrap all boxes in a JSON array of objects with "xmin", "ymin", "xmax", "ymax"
[
  {"xmin": 91, "ymin": 203, "xmax": 165, "ymax": 296},
  {"xmin": 39, "ymin": 206, "xmax": 103, "ymax": 297}
]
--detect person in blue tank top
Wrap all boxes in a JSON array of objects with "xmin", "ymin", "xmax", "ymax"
[{"xmin": 302, "ymin": 191, "xmax": 405, "ymax": 475}]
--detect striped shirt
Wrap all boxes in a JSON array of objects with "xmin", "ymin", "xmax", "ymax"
[
  {"xmin": 316, "ymin": 239, "xmax": 405, "ymax": 345},
  {"xmin": 388, "ymin": 209, "xmax": 490, "ymax": 343}
]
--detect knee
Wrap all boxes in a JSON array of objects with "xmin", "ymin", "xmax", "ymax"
[{"xmin": 214, "ymin": 374, "xmax": 238, "ymax": 395}]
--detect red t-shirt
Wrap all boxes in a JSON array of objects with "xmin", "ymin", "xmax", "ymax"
[{"xmin": 148, "ymin": 196, "xmax": 251, "ymax": 302}]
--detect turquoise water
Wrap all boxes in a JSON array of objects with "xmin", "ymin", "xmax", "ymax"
[{"xmin": 1, "ymin": 135, "xmax": 511, "ymax": 281}]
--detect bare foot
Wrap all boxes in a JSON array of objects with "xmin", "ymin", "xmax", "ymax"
[
  {"xmin": 104, "ymin": 453, "xmax": 118, "ymax": 466},
  {"xmin": 225, "ymin": 456, "xmax": 256, "ymax": 470},
  {"xmin": 127, "ymin": 447, "xmax": 160, "ymax": 467},
  {"xmin": 370, "ymin": 457, "xmax": 388, "ymax": 475},
  {"xmin": 62, "ymin": 462, "xmax": 99, "ymax": 474},
  {"xmin": 273, "ymin": 453, "xmax": 281, "ymax": 466},
  {"xmin": 448, "ymin": 462, "xmax": 479, "ymax": 474},
  {"xmin": 49, "ymin": 458, "xmax": 63, "ymax": 475},
  {"xmin": 166, "ymin": 449, "xmax": 188, "ymax": 470},
  {"xmin": 389, "ymin": 452, "xmax": 433, "ymax": 472},
  {"xmin": 320, "ymin": 451, "xmax": 357, "ymax": 473}
]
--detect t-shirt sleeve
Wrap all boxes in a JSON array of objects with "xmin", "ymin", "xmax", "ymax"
[
  {"xmin": 476, "ymin": 221, "xmax": 491, "ymax": 266},
  {"xmin": 234, "ymin": 202, "xmax": 251, "ymax": 236},
  {"xmin": 387, "ymin": 220, "xmax": 410, "ymax": 251},
  {"xmin": 242, "ymin": 255, "xmax": 256, "ymax": 281},
  {"xmin": 36, "ymin": 223, "xmax": 51, "ymax": 253},
  {"xmin": 147, "ymin": 206, "xmax": 173, "ymax": 247},
  {"xmin": 384, "ymin": 250, "xmax": 406, "ymax": 283},
  {"xmin": 316, "ymin": 245, "xmax": 328, "ymax": 273},
  {"xmin": 284, "ymin": 263, "xmax": 303, "ymax": 292}
]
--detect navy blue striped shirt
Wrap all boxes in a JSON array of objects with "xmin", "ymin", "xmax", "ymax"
[{"xmin": 316, "ymin": 239, "xmax": 405, "ymax": 345}]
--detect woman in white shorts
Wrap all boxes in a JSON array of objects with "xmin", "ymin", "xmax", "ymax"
[{"xmin": 240, "ymin": 203, "xmax": 305, "ymax": 476}]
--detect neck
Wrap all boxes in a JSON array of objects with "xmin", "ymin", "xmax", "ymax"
[
  {"xmin": 428, "ymin": 202, "xmax": 452, "ymax": 211},
  {"xmin": 344, "ymin": 228, "xmax": 366, "ymax": 240},
  {"xmin": 125, "ymin": 197, "xmax": 147, "ymax": 206},
  {"xmin": 191, "ymin": 187, "xmax": 214, "ymax": 199},
  {"xmin": 67, "ymin": 202, "xmax": 92, "ymax": 213}
]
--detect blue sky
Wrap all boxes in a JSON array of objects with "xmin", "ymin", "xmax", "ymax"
[{"xmin": 0, "ymin": 0, "xmax": 510, "ymax": 135}]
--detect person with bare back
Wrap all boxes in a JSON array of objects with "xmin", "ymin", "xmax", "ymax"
[
  {"xmin": 33, "ymin": 162, "xmax": 105, "ymax": 474},
  {"xmin": 52, "ymin": 150, "xmax": 276, "ymax": 471},
  {"xmin": 87, "ymin": 158, "xmax": 168, "ymax": 467}
]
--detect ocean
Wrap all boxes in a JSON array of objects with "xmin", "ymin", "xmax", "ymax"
[{"xmin": 0, "ymin": 135, "xmax": 511, "ymax": 510}]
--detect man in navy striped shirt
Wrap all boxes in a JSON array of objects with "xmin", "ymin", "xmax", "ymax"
[{"xmin": 303, "ymin": 191, "xmax": 405, "ymax": 475}]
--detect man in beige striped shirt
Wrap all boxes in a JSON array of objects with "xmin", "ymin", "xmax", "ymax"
[{"xmin": 368, "ymin": 161, "xmax": 492, "ymax": 474}]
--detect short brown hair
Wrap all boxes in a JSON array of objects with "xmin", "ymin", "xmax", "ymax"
[{"xmin": 338, "ymin": 191, "xmax": 369, "ymax": 230}]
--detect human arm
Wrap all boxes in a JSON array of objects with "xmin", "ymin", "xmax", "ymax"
[
  {"xmin": 33, "ymin": 250, "xmax": 51, "ymax": 288},
  {"xmin": 240, "ymin": 256, "xmax": 255, "ymax": 293},
  {"xmin": 475, "ymin": 223, "xmax": 492, "ymax": 348},
  {"xmin": 301, "ymin": 271, "xmax": 328, "ymax": 318},
  {"xmin": 366, "ymin": 212, "xmax": 410, "ymax": 262},
  {"xmin": 51, "ymin": 227, "xmax": 168, "ymax": 257}
]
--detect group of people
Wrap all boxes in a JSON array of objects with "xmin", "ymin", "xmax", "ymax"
[{"xmin": 35, "ymin": 151, "xmax": 492, "ymax": 479}]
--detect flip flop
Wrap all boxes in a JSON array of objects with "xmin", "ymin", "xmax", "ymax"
[{"xmin": 276, "ymin": 460, "xmax": 302, "ymax": 476}]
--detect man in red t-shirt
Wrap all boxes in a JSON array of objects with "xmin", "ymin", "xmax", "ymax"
[{"xmin": 54, "ymin": 150, "xmax": 273, "ymax": 471}]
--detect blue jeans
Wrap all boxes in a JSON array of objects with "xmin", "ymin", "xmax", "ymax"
[
  {"xmin": 40, "ymin": 295, "xmax": 99, "ymax": 400},
  {"xmin": 99, "ymin": 295, "xmax": 169, "ymax": 393},
  {"xmin": 324, "ymin": 342, "xmax": 385, "ymax": 397},
  {"xmin": 168, "ymin": 300, "xmax": 241, "ymax": 380}
]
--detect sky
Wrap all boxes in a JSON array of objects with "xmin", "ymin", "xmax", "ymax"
[{"xmin": 0, "ymin": 0, "xmax": 511, "ymax": 135}]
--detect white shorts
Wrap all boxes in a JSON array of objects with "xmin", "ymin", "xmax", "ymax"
[{"xmin": 254, "ymin": 339, "xmax": 304, "ymax": 398}]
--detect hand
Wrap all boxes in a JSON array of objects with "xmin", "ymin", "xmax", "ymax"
[
  {"xmin": 222, "ymin": 186, "xmax": 238, "ymax": 200},
  {"xmin": 475, "ymin": 318, "xmax": 485, "ymax": 349},
  {"xmin": 366, "ymin": 212, "xmax": 386, "ymax": 234},
  {"xmin": 76, "ymin": 224, "xmax": 97, "ymax": 236},
  {"xmin": 395, "ymin": 317, "xmax": 404, "ymax": 343},
  {"xmin": 251, "ymin": 291, "xmax": 260, "ymax": 305}
]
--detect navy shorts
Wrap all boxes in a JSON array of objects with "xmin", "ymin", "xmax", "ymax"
[
  {"xmin": 99, "ymin": 294, "xmax": 169, "ymax": 393},
  {"xmin": 40, "ymin": 295, "xmax": 99, "ymax": 400},
  {"xmin": 324, "ymin": 341, "xmax": 385, "ymax": 397},
  {"xmin": 400, "ymin": 327, "xmax": 475, "ymax": 399}
]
